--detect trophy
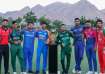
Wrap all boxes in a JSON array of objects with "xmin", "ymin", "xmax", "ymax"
[{"xmin": 49, "ymin": 29, "xmax": 57, "ymax": 45}]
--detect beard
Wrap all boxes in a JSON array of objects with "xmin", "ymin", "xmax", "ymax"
[{"xmin": 2, "ymin": 25, "xmax": 8, "ymax": 28}]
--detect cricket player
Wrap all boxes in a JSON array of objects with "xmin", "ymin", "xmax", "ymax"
[
  {"xmin": 35, "ymin": 22, "xmax": 49, "ymax": 74},
  {"xmin": 84, "ymin": 20, "xmax": 97, "ymax": 74},
  {"xmin": 10, "ymin": 21, "xmax": 26, "ymax": 74},
  {"xmin": 22, "ymin": 22, "xmax": 36, "ymax": 73},
  {"xmin": 96, "ymin": 19, "xmax": 105, "ymax": 74},
  {"xmin": 71, "ymin": 18, "xmax": 84, "ymax": 74},
  {"xmin": 0, "ymin": 19, "xmax": 11, "ymax": 74},
  {"xmin": 57, "ymin": 24, "xmax": 72, "ymax": 74}
]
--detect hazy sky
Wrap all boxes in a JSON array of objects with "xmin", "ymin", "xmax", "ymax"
[{"xmin": 0, "ymin": 0, "xmax": 105, "ymax": 13}]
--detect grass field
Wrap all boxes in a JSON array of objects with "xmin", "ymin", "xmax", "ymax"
[{"xmin": 1, "ymin": 39, "xmax": 100, "ymax": 74}]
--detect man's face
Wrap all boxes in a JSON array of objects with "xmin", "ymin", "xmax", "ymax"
[
  {"xmin": 27, "ymin": 23, "xmax": 34, "ymax": 29},
  {"xmin": 60, "ymin": 25, "xmax": 65, "ymax": 31},
  {"xmin": 41, "ymin": 24, "xmax": 46, "ymax": 29},
  {"xmin": 86, "ymin": 22, "xmax": 91, "ymax": 28},
  {"xmin": 2, "ymin": 21, "xmax": 8, "ymax": 26},
  {"xmin": 97, "ymin": 22, "xmax": 103, "ymax": 28},
  {"xmin": 75, "ymin": 20, "xmax": 80, "ymax": 26},
  {"xmin": 12, "ymin": 23, "xmax": 17, "ymax": 29}
]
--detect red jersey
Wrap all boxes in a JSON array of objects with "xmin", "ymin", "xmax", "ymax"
[
  {"xmin": 97, "ymin": 28, "xmax": 105, "ymax": 46},
  {"xmin": 84, "ymin": 28, "xmax": 96, "ymax": 39},
  {"xmin": 0, "ymin": 27, "xmax": 12, "ymax": 45}
]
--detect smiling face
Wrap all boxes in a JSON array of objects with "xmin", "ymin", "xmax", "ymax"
[
  {"xmin": 2, "ymin": 20, "xmax": 8, "ymax": 27},
  {"xmin": 85, "ymin": 22, "xmax": 92, "ymax": 28},
  {"xmin": 74, "ymin": 19, "xmax": 80, "ymax": 26},
  {"xmin": 41, "ymin": 23, "xmax": 47, "ymax": 29},
  {"xmin": 27, "ymin": 23, "xmax": 34, "ymax": 29},
  {"xmin": 97, "ymin": 22, "xmax": 103, "ymax": 28},
  {"xmin": 60, "ymin": 25, "xmax": 66, "ymax": 31},
  {"xmin": 12, "ymin": 23, "xmax": 17, "ymax": 29}
]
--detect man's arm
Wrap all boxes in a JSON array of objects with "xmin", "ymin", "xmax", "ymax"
[
  {"xmin": 56, "ymin": 32, "xmax": 62, "ymax": 45},
  {"xmin": 9, "ymin": 33, "xmax": 14, "ymax": 44},
  {"xmin": 46, "ymin": 30, "xmax": 50, "ymax": 44},
  {"xmin": 21, "ymin": 28, "xmax": 25, "ymax": 35}
]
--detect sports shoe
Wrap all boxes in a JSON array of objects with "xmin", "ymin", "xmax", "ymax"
[
  {"xmin": 13, "ymin": 72, "xmax": 17, "ymax": 74},
  {"xmin": 94, "ymin": 72, "xmax": 98, "ymax": 74},
  {"xmin": 77, "ymin": 70, "xmax": 82, "ymax": 74},
  {"xmin": 21, "ymin": 72, "xmax": 27, "ymax": 74},
  {"xmin": 35, "ymin": 71, "xmax": 39, "ymax": 74},
  {"xmin": 86, "ymin": 71, "xmax": 93, "ymax": 74},
  {"xmin": 72, "ymin": 68, "xmax": 77, "ymax": 73}
]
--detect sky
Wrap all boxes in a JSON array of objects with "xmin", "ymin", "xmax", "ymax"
[{"xmin": 0, "ymin": 0, "xmax": 105, "ymax": 13}]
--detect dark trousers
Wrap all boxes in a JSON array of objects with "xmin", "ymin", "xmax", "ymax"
[
  {"xmin": 0, "ymin": 45, "xmax": 9, "ymax": 74},
  {"xmin": 48, "ymin": 44, "xmax": 58, "ymax": 74}
]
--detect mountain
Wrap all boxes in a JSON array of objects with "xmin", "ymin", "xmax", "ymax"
[
  {"xmin": 3, "ymin": 7, "xmax": 31, "ymax": 19},
  {"xmin": 0, "ymin": 0, "xmax": 105, "ymax": 25}
]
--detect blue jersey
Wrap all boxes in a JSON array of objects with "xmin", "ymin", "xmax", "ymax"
[
  {"xmin": 22, "ymin": 29, "xmax": 36, "ymax": 48},
  {"xmin": 36, "ymin": 29, "xmax": 48, "ymax": 44},
  {"xmin": 71, "ymin": 25, "xmax": 84, "ymax": 42}
]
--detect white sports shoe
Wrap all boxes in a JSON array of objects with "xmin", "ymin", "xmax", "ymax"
[
  {"xmin": 94, "ymin": 72, "xmax": 98, "ymax": 74},
  {"xmin": 58, "ymin": 70, "xmax": 60, "ymax": 74},
  {"xmin": 86, "ymin": 71, "xmax": 93, "ymax": 74},
  {"xmin": 77, "ymin": 70, "xmax": 82, "ymax": 74},
  {"xmin": 21, "ymin": 72, "xmax": 27, "ymax": 74},
  {"xmin": 72, "ymin": 68, "xmax": 77, "ymax": 73},
  {"xmin": 99, "ymin": 73, "xmax": 105, "ymax": 74},
  {"xmin": 46, "ymin": 70, "xmax": 48, "ymax": 74},
  {"xmin": 13, "ymin": 72, "xmax": 17, "ymax": 74}
]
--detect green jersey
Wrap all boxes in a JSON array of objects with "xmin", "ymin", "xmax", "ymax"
[
  {"xmin": 10, "ymin": 29, "xmax": 23, "ymax": 44},
  {"xmin": 57, "ymin": 31, "xmax": 72, "ymax": 47}
]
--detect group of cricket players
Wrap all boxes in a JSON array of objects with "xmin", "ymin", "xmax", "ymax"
[{"xmin": 0, "ymin": 17, "xmax": 105, "ymax": 74}]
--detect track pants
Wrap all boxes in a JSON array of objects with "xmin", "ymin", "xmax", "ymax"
[
  {"xmin": 23, "ymin": 46, "xmax": 34, "ymax": 71},
  {"xmin": 0, "ymin": 45, "xmax": 9, "ymax": 74},
  {"xmin": 98, "ymin": 44, "xmax": 105, "ymax": 73},
  {"xmin": 48, "ymin": 44, "xmax": 57, "ymax": 74},
  {"xmin": 61, "ymin": 46, "xmax": 71, "ymax": 73},
  {"xmin": 86, "ymin": 44, "xmax": 97, "ymax": 72},
  {"xmin": 36, "ymin": 41, "xmax": 48, "ymax": 71},
  {"xmin": 10, "ymin": 44, "xmax": 24, "ymax": 72},
  {"xmin": 74, "ymin": 41, "xmax": 84, "ymax": 71}
]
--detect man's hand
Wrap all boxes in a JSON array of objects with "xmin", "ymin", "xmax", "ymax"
[
  {"xmin": 103, "ymin": 47, "xmax": 105, "ymax": 54},
  {"xmin": 14, "ymin": 41, "xmax": 18, "ymax": 44},
  {"xmin": 18, "ymin": 40, "xmax": 22, "ymax": 44},
  {"xmin": 94, "ymin": 48, "xmax": 97, "ymax": 52},
  {"xmin": 94, "ymin": 45, "xmax": 98, "ymax": 52},
  {"xmin": 61, "ymin": 43, "xmax": 65, "ymax": 47}
]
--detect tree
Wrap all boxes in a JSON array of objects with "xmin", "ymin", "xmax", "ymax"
[
  {"xmin": 52, "ymin": 20, "xmax": 63, "ymax": 30},
  {"xmin": 91, "ymin": 19, "xmax": 96, "ymax": 27},
  {"xmin": 0, "ymin": 16, "xmax": 3, "ymax": 25},
  {"xmin": 23, "ymin": 11, "xmax": 37, "ymax": 23},
  {"xmin": 8, "ymin": 17, "xmax": 13, "ymax": 28},
  {"xmin": 39, "ymin": 16, "xmax": 51, "ymax": 29},
  {"xmin": 39, "ymin": 16, "xmax": 51, "ymax": 25},
  {"xmin": 80, "ymin": 16, "xmax": 86, "ymax": 25},
  {"xmin": 15, "ymin": 17, "xmax": 22, "ymax": 24}
]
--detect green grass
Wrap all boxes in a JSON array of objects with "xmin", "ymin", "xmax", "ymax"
[{"xmin": 1, "ymin": 39, "xmax": 100, "ymax": 74}]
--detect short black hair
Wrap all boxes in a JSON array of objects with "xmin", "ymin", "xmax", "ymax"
[
  {"xmin": 96, "ymin": 19, "xmax": 103, "ymax": 24},
  {"xmin": 85, "ymin": 20, "xmax": 91, "ymax": 23},
  {"xmin": 61, "ymin": 24, "xmax": 65, "ymax": 26},
  {"xmin": 12, "ymin": 21, "xmax": 17, "ymax": 24},
  {"xmin": 40, "ymin": 21, "xmax": 47, "ymax": 25},
  {"xmin": 74, "ymin": 18, "xmax": 80, "ymax": 21},
  {"xmin": 27, "ymin": 21, "xmax": 34, "ymax": 25},
  {"xmin": 3, "ymin": 19, "xmax": 8, "ymax": 22}
]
